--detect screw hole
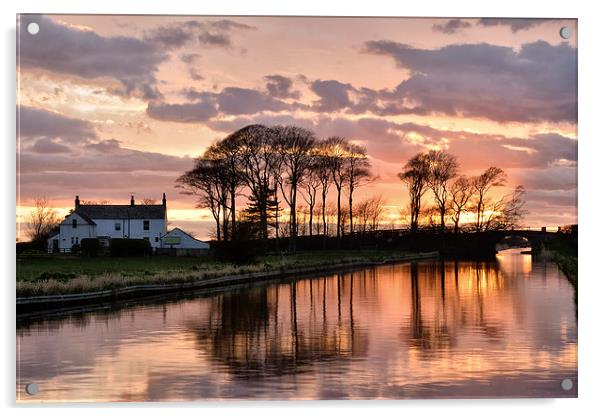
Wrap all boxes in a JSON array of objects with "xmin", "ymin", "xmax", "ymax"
[
  {"xmin": 559, "ymin": 26, "xmax": 572, "ymax": 40},
  {"xmin": 25, "ymin": 383, "xmax": 39, "ymax": 395},
  {"xmin": 26, "ymin": 22, "xmax": 40, "ymax": 35},
  {"xmin": 561, "ymin": 378, "xmax": 573, "ymax": 391}
]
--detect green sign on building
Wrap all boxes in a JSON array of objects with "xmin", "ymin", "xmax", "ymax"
[{"xmin": 163, "ymin": 236, "xmax": 181, "ymax": 245}]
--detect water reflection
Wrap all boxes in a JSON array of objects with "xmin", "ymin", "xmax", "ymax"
[{"xmin": 17, "ymin": 250, "xmax": 577, "ymax": 401}]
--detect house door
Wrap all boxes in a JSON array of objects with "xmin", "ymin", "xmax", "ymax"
[{"xmin": 52, "ymin": 239, "xmax": 59, "ymax": 253}]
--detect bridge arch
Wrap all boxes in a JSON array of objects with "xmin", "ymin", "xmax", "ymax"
[{"xmin": 491, "ymin": 228, "xmax": 557, "ymax": 253}]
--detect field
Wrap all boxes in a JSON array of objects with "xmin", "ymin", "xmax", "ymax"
[
  {"xmin": 16, "ymin": 255, "xmax": 219, "ymax": 281},
  {"xmin": 16, "ymin": 250, "xmax": 419, "ymax": 297}
]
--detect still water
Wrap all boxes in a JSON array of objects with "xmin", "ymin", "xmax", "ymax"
[{"xmin": 17, "ymin": 249, "xmax": 577, "ymax": 401}]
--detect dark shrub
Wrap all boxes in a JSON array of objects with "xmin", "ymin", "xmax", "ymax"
[
  {"xmin": 110, "ymin": 238, "xmax": 152, "ymax": 257},
  {"xmin": 212, "ymin": 240, "xmax": 266, "ymax": 264},
  {"xmin": 16, "ymin": 242, "xmax": 36, "ymax": 255},
  {"xmin": 81, "ymin": 238, "xmax": 100, "ymax": 257}
]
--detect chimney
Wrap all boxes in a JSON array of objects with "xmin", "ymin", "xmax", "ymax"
[
  {"xmin": 130, "ymin": 195, "xmax": 135, "ymax": 206},
  {"xmin": 162, "ymin": 192, "xmax": 167, "ymax": 207},
  {"xmin": 75, "ymin": 195, "xmax": 80, "ymax": 208}
]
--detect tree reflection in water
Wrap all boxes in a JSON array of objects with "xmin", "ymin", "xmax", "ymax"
[
  {"xmin": 188, "ymin": 274, "xmax": 369, "ymax": 379},
  {"xmin": 185, "ymin": 258, "xmax": 515, "ymax": 379}
]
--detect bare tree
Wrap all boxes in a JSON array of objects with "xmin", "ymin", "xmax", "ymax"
[
  {"xmin": 356, "ymin": 195, "xmax": 386, "ymax": 233},
  {"xmin": 213, "ymin": 132, "xmax": 246, "ymax": 240},
  {"xmin": 398, "ymin": 152, "xmax": 430, "ymax": 233},
  {"xmin": 368, "ymin": 195, "xmax": 386, "ymax": 232},
  {"xmin": 177, "ymin": 157, "xmax": 228, "ymax": 241},
  {"xmin": 343, "ymin": 143, "xmax": 371, "ymax": 235},
  {"xmin": 499, "ymin": 185, "xmax": 527, "ymax": 229},
  {"xmin": 272, "ymin": 125, "xmax": 316, "ymax": 251},
  {"xmin": 81, "ymin": 200, "xmax": 110, "ymax": 205},
  {"xmin": 297, "ymin": 204, "xmax": 309, "ymax": 236},
  {"xmin": 313, "ymin": 141, "xmax": 334, "ymax": 241},
  {"xmin": 141, "ymin": 198, "xmax": 157, "ymax": 205},
  {"xmin": 425, "ymin": 150, "xmax": 458, "ymax": 232},
  {"xmin": 472, "ymin": 167, "xmax": 507, "ymax": 232},
  {"xmin": 324, "ymin": 136, "xmax": 348, "ymax": 241},
  {"xmin": 231, "ymin": 124, "xmax": 280, "ymax": 240},
  {"xmin": 482, "ymin": 185, "xmax": 527, "ymax": 231},
  {"xmin": 449, "ymin": 176, "xmax": 474, "ymax": 233},
  {"xmin": 422, "ymin": 204, "xmax": 440, "ymax": 230},
  {"xmin": 301, "ymin": 158, "xmax": 322, "ymax": 236},
  {"xmin": 26, "ymin": 196, "xmax": 60, "ymax": 244}
]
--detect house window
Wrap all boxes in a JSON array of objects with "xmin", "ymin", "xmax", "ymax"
[
  {"xmin": 72, "ymin": 219, "xmax": 77, "ymax": 228},
  {"xmin": 115, "ymin": 222, "xmax": 121, "ymax": 231},
  {"xmin": 154, "ymin": 237, "xmax": 159, "ymax": 243},
  {"xmin": 143, "ymin": 220, "xmax": 150, "ymax": 231},
  {"xmin": 71, "ymin": 237, "xmax": 74, "ymax": 244},
  {"xmin": 75, "ymin": 237, "xmax": 79, "ymax": 244}
]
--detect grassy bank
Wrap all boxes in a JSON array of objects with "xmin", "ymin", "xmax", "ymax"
[
  {"xmin": 17, "ymin": 250, "xmax": 423, "ymax": 297},
  {"xmin": 545, "ymin": 234, "xmax": 577, "ymax": 288}
]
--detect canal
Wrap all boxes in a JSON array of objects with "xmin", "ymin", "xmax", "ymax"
[{"xmin": 17, "ymin": 249, "xmax": 577, "ymax": 401}]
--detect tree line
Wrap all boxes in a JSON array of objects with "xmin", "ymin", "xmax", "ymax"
[
  {"xmin": 399, "ymin": 151, "xmax": 526, "ymax": 234},
  {"xmin": 177, "ymin": 125, "xmax": 372, "ymax": 251},
  {"xmin": 178, "ymin": 124, "xmax": 526, "ymax": 250}
]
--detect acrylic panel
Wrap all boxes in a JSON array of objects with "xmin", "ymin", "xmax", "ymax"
[{"xmin": 16, "ymin": 14, "xmax": 578, "ymax": 402}]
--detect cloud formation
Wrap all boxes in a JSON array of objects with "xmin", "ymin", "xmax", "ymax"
[
  {"xmin": 364, "ymin": 40, "xmax": 577, "ymax": 123},
  {"xmin": 145, "ymin": 39, "xmax": 577, "ymax": 125},
  {"xmin": 310, "ymin": 80, "xmax": 355, "ymax": 112},
  {"xmin": 432, "ymin": 19, "xmax": 472, "ymax": 34},
  {"xmin": 147, "ymin": 85, "xmax": 299, "ymax": 122},
  {"xmin": 18, "ymin": 106, "xmax": 193, "ymax": 203},
  {"xmin": 19, "ymin": 105, "xmax": 97, "ymax": 142},
  {"xmin": 144, "ymin": 19, "xmax": 254, "ymax": 49},
  {"xmin": 146, "ymin": 100, "xmax": 218, "ymax": 123},
  {"xmin": 264, "ymin": 75, "xmax": 300, "ymax": 99},
  {"xmin": 19, "ymin": 15, "xmax": 168, "ymax": 100},
  {"xmin": 477, "ymin": 18, "xmax": 548, "ymax": 33}
]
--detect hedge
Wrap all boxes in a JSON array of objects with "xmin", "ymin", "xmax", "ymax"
[{"xmin": 109, "ymin": 238, "xmax": 152, "ymax": 257}]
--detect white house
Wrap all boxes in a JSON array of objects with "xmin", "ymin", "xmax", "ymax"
[
  {"xmin": 48, "ymin": 194, "xmax": 167, "ymax": 253},
  {"xmin": 158, "ymin": 227, "xmax": 210, "ymax": 256}
]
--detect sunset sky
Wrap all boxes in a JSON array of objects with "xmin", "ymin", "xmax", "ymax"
[{"xmin": 16, "ymin": 15, "xmax": 577, "ymax": 240}]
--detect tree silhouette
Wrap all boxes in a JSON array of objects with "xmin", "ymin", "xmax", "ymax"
[
  {"xmin": 425, "ymin": 150, "xmax": 458, "ymax": 232},
  {"xmin": 26, "ymin": 196, "xmax": 60, "ymax": 246},
  {"xmin": 398, "ymin": 153, "xmax": 430, "ymax": 233},
  {"xmin": 343, "ymin": 143, "xmax": 371, "ymax": 235},
  {"xmin": 472, "ymin": 167, "xmax": 507, "ymax": 232},
  {"xmin": 272, "ymin": 125, "xmax": 316, "ymax": 251},
  {"xmin": 449, "ymin": 176, "xmax": 474, "ymax": 233}
]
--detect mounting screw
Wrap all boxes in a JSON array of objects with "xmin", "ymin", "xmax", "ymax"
[
  {"xmin": 25, "ymin": 383, "xmax": 39, "ymax": 396},
  {"xmin": 561, "ymin": 378, "xmax": 574, "ymax": 391},
  {"xmin": 559, "ymin": 26, "xmax": 572, "ymax": 40},
  {"xmin": 26, "ymin": 22, "xmax": 40, "ymax": 35}
]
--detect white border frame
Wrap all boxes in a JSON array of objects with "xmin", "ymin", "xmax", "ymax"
[{"xmin": 3, "ymin": 1, "xmax": 600, "ymax": 415}]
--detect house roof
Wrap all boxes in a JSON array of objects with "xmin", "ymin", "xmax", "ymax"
[
  {"xmin": 74, "ymin": 204, "xmax": 166, "ymax": 220},
  {"xmin": 162, "ymin": 227, "xmax": 205, "ymax": 242},
  {"xmin": 72, "ymin": 211, "xmax": 97, "ymax": 225}
]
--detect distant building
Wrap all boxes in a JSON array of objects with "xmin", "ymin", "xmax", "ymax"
[
  {"xmin": 48, "ymin": 194, "xmax": 167, "ymax": 253},
  {"xmin": 158, "ymin": 227, "xmax": 210, "ymax": 256}
]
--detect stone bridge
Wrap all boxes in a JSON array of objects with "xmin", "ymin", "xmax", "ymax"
[{"xmin": 490, "ymin": 228, "xmax": 558, "ymax": 251}]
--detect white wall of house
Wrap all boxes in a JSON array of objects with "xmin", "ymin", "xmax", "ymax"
[
  {"xmin": 54, "ymin": 213, "xmax": 166, "ymax": 252},
  {"xmin": 57, "ymin": 213, "xmax": 96, "ymax": 251},
  {"xmin": 161, "ymin": 228, "xmax": 209, "ymax": 249},
  {"xmin": 94, "ymin": 219, "xmax": 166, "ymax": 248}
]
